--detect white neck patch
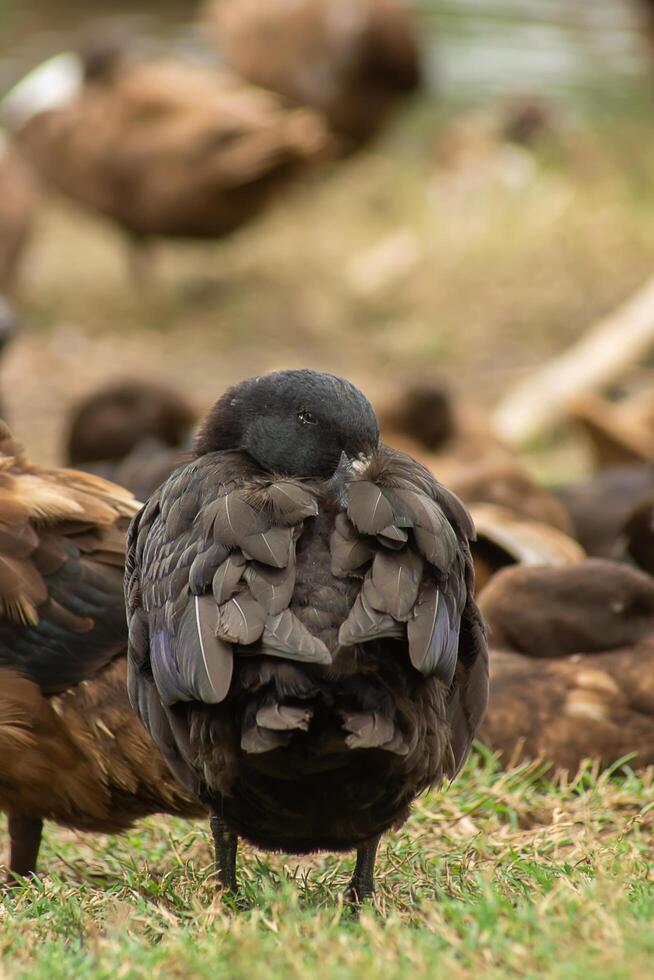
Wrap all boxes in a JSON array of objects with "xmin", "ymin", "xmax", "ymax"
[
  {"xmin": 350, "ymin": 453, "xmax": 373, "ymax": 477},
  {"xmin": 1, "ymin": 53, "xmax": 83, "ymax": 130}
]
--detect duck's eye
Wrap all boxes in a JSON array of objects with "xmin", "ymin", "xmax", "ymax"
[{"xmin": 297, "ymin": 410, "xmax": 318, "ymax": 426}]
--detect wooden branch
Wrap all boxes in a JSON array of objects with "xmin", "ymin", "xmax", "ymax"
[{"xmin": 492, "ymin": 274, "xmax": 654, "ymax": 446}]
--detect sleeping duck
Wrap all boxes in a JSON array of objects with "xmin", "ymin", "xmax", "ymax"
[
  {"xmin": 64, "ymin": 378, "xmax": 197, "ymax": 498},
  {"xmin": 376, "ymin": 377, "xmax": 508, "ymax": 472},
  {"xmin": 3, "ymin": 49, "xmax": 329, "ymax": 261},
  {"xmin": 200, "ymin": 0, "xmax": 422, "ymax": 149},
  {"xmin": 66, "ymin": 378, "xmax": 197, "ymax": 468},
  {"xmin": 125, "ymin": 369, "xmax": 487, "ymax": 903},
  {"xmin": 479, "ymin": 559, "xmax": 654, "ymax": 772}
]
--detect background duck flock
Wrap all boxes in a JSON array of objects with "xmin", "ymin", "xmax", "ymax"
[{"xmin": 3, "ymin": 1, "xmax": 654, "ymax": 976}]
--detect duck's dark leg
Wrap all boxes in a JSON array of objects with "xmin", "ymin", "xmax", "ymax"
[
  {"xmin": 210, "ymin": 811, "xmax": 238, "ymax": 894},
  {"xmin": 346, "ymin": 834, "xmax": 382, "ymax": 904},
  {"xmin": 7, "ymin": 814, "xmax": 43, "ymax": 879}
]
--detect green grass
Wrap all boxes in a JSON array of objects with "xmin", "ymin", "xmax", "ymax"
[{"xmin": 2, "ymin": 753, "xmax": 654, "ymax": 979}]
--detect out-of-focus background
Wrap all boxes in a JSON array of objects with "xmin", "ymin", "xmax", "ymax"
[
  {"xmin": 3, "ymin": 0, "xmax": 654, "ymax": 478},
  {"xmin": 7, "ymin": 4, "xmax": 654, "ymax": 972}
]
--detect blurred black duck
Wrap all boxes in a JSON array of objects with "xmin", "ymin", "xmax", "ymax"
[
  {"xmin": 125, "ymin": 369, "xmax": 487, "ymax": 903},
  {"xmin": 555, "ymin": 464, "xmax": 654, "ymax": 559}
]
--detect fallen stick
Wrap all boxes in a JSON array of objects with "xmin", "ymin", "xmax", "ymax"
[{"xmin": 492, "ymin": 274, "xmax": 654, "ymax": 446}]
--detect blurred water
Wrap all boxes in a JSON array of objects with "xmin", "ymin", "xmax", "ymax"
[{"xmin": 0, "ymin": 0, "xmax": 651, "ymax": 110}]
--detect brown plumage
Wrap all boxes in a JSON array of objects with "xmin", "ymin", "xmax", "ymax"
[
  {"xmin": 66, "ymin": 379, "xmax": 197, "ymax": 467},
  {"xmin": 0, "ymin": 423, "xmax": 204, "ymax": 876},
  {"xmin": 201, "ymin": 0, "xmax": 422, "ymax": 148},
  {"xmin": 83, "ymin": 442, "xmax": 190, "ymax": 503},
  {"xmin": 377, "ymin": 382, "xmax": 578, "ymax": 588},
  {"xmin": 377, "ymin": 378, "xmax": 508, "ymax": 472},
  {"xmin": 64, "ymin": 378, "xmax": 196, "ymax": 498},
  {"xmin": 10, "ymin": 54, "xmax": 329, "ymax": 245},
  {"xmin": 568, "ymin": 392, "xmax": 654, "ymax": 468},
  {"xmin": 468, "ymin": 503, "xmax": 584, "ymax": 592},
  {"xmin": 435, "ymin": 460, "xmax": 579, "ymax": 591},
  {"xmin": 479, "ymin": 560, "xmax": 654, "ymax": 772},
  {"xmin": 447, "ymin": 460, "xmax": 574, "ymax": 535},
  {"xmin": 126, "ymin": 370, "xmax": 487, "ymax": 902}
]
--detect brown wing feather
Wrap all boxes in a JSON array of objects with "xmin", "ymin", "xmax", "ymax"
[{"xmin": 0, "ymin": 424, "xmax": 140, "ymax": 694}]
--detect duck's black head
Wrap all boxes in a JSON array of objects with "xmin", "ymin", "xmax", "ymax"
[{"xmin": 195, "ymin": 369, "xmax": 379, "ymax": 478}]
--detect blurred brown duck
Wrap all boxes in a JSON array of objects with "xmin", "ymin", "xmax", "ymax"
[
  {"xmin": 446, "ymin": 461, "xmax": 582, "ymax": 588},
  {"xmin": 0, "ymin": 423, "xmax": 204, "ymax": 877},
  {"xmin": 466, "ymin": 502, "xmax": 583, "ymax": 592},
  {"xmin": 447, "ymin": 460, "xmax": 574, "ymax": 535},
  {"xmin": 635, "ymin": 0, "xmax": 654, "ymax": 52},
  {"xmin": 479, "ymin": 560, "xmax": 654, "ymax": 772},
  {"xmin": 376, "ymin": 379, "xmax": 582, "ymax": 589},
  {"xmin": 201, "ymin": 0, "xmax": 422, "ymax": 148},
  {"xmin": 65, "ymin": 378, "xmax": 197, "ymax": 498},
  {"xmin": 0, "ymin": 134, "xmax": 36, "ymax": 347},
  {"xmin": 4, "ymin": 50, "xmax": 329, "ymax": 259},
  {"xmin": 376, "ymin": 377, "xmax": 509, "ymax": 471},
  {"xmin": 567, "ymin": 391, "xmax": 654, "ymax": 469},
  {"xmin": 557, "ymin": 389, "xmax": 654, "ymax": 557}
]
